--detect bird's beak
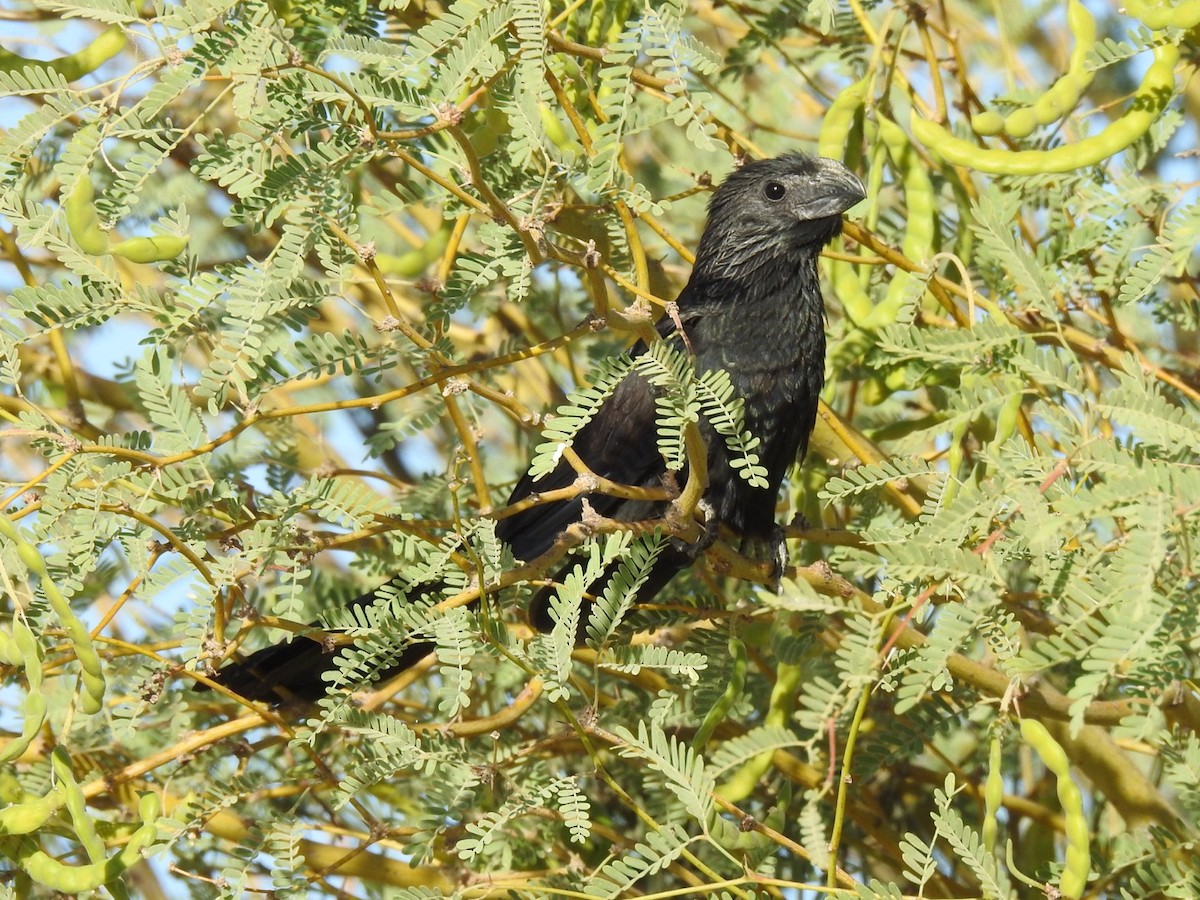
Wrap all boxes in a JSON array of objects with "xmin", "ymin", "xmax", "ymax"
[{"xmin": 805, "ymin": 161, "xmax": 867, "ymax": 219}]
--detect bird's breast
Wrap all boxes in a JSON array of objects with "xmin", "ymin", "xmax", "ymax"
[{"xmin": 677, "ymin": 261, "xmax": 829, "ymax": 535}]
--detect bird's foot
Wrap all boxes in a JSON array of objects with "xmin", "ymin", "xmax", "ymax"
[
  {"xmin": 669, "ymin": 499, "xmax": 718, "ymax": 560},
  {"xmin": 738, "ymin": 525, "xmax": 789, "ymax": 591},
  {"xmin": 770, "ymin": 525, "xmax": 788, "ymax": 589}
]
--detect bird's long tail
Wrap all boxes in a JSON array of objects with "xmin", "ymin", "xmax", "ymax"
[
  {"xmin": 198, "ymin": 585, "xmax": 441, "ymax": 705},
  {"xmin": 202, "ymin": 547, "xmax": 690, "ymax": 706},
  {"xmin": 203, "ymin": 632, "xmax": 437, "ymax": 705}
]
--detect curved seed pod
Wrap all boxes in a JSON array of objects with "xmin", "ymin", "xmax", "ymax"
[
  {"xmin": 0, "ymin": 786, "xmax": 66, "ymax": 836},
  {"xmin": 0, "ymin": 617, "xmax": 47, "ymax": 764},
  {"xmin": 1020, "ymin": 719, "xmax": 1090, "ymax": 899},
  {"xmin": 1124, "ymin": 0, "xmax": 1200, "ymax": 29},
  {"xmin": 913, "ymin": 44, "xmax": 1178, "ymax": 175},
  {"xmin": 0, "ymin": 26, "xmax": 125, "ymax": 82},
  {"xmin": 970, "ymin": 110, "xmax": 1005, "ymax": 136},
  {"xmin": 63, "ymin": 173, "xmax": 109, "ymax": 256},
  {"xmin": 819, "ymin": 80, "xmax": 874, "ymax": 326},
  {"xmin": 971, "ymin": 0, "xmax": 1096, "ymax": 138},
  {"xmin": 991, "ymin": 391, "xmax": 1024, "ymax": 452},
  {"xmin": 865, "ymin": 118, "xmax": 935, "ymax": 331},
  {"xmin": 818, "ymin": 77, "xmax": 869, "ymax": 161},
  {"xmin": 14, "ymin": 792, "xmax": 160, "ymax": 893},
  {"xmin": 52, "ymin": 749, "xmax": 106, "ymax": 864},
  {"xmin": 539, "ymin": 103, "xmax": 577, "ymax": 157},
  {"xmin": 941, "ymin": 415, "xmax": 971, "ymax": 507},
  {"xmin": 585, "ymin": 0, "xmax": 610, "ymax": 47},
  {"xmin": 692, "ymin": 637, "xmax": 747, "ymax": 750},
  {"xmin": 376, "ymin": 223, "xmax": 453, "ymax": 276},
  {"xmin": 716, "ymin": 661, "xmax": 803, "ymax": 801},
  {"xmin": 0, "ymin": 513, "xmax": 105, "ymax": 715},
  {"xmin": 982, "ymin": 726, "xmax": 1003, "ymax": 854},
  {"xmin": 109, "ymin": 234, "xmax": 189, "ymax": 263},
  {"xmin": 66, "ymin": 164, "xmax": 187, "ymax": 264}
]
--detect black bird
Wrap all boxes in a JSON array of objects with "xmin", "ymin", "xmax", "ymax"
[{"xmin": 205, "ymin": 153, "xmax": 865, "ymax": 704}]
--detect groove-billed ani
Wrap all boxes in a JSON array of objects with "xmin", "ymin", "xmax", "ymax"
[{"xmin": 206, "ymin": 153, "xmax": 865, "ymax": 704}]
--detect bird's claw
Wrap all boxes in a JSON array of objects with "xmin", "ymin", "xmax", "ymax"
[
  {"xmin": 737, "ymin": 525, "xmax": 788, "ymax": 591},
  {"xmin": 670, "ymin": 499, "xmax": 718, "ymax": 560},
  {"xmin": 769, "ymin": 525, "xmax": 788, "ymax": 591}
]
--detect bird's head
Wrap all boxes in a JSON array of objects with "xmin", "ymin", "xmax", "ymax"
[{"xmin": 694, "ymin": 153, "xmax": 866, "ymax": 277}]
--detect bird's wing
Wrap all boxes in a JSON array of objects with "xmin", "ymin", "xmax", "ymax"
[
  {"xmin": 496, "ymin": 311, "xmax": 701, "ymax": 562},
  {"xmin": 496, "ymin": 367, "xmax": 663, "ymax": 560}
]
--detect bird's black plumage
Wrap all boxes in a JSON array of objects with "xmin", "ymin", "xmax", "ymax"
[{"xmin": 205, "ymin": 154, "xmax": 865, "ymax": 704}]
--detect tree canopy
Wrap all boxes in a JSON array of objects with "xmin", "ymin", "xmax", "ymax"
[{"xmin": 1, "ymin": 0, "xmax": 1198, "ymax": 896}]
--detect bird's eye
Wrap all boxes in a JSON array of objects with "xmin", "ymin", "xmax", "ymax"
[{"xmin": 764, "ymin": 181, "xmax": 786, "ymax": 201}]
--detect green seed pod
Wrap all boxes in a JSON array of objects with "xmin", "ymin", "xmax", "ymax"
[
  {"xmin": 0, "ymin": 26, "xmax": 125, "ymax": 82},
  {"xmin": 466, "ymin": 96, "xmax": 509, "ymax": 158},
  {"xmin": 13, "ymin": 792, "xmax": 159, "ymax": 893},
  {"xmin": 982, "ymin": 727, "xmax": 1003, "ymax": 854},
  {"xmin": 942, "ymin": 416, "xmax": 970, "ymax": 507},
  {"xmin": 63, "ymin": 174, "xmax": 109, "ymax": 256},
  {"xmin": 1020, "ymin": 719, "xmax": 1090, "ymax": 900},
  {"xmin": 991, "ymin": 391, "xmax": 1024, "ymax": 452},
  {"xmin": 52, "ymin": 749, "xmax": 105, "ymax": 864},
  {"xmin": 109, "ymin": 234, "xmax": 189, "ymax": 263},
  {"xmin": 974, "ymin": 0, "xmax": 1096, "ymax": 138},
  {"xmin": 0, "ymin": 627, "xmax": 19, "ymax": 665},
  {"xmin": 832, "ymin": 261, "xmax": 874, "ymax": 326},
  {"xmin": 604, "ymin": 0, "xmax": 632, "ymax": 46},
  {"xmin": 692, "ymin": 637, "xmax": 747, "ymax": 751},
  {"xmin": 860, "ymin": 375, "xmax": 889, "ymax": 407},
  {"xmin": 970, "ymin": 110, "xmax": 1005, "ymax": 136},
  {"xmin": 819, "ymin": 82, "xmax": 873, "ymax": 333},
  {"xmin": 376, "ymin": 223, "xmax": 453, "ymax": 276},
  {"xmin": 0, "ymin": 616, "xmax": 46, "ymax": 765},
  {"xmin": 884, "ymin": 367, "xmax": 908, "ymax": 392},
  {"xmin": 866, "ymin": 118, "xmax": 936, "ymax": 331},
  {"xmin": 15, "ymin": 841, "xmax": 105, "ymax": 893},
  {"xmin": 912, "ymin": 43, "xmax": 1178, "ymax": 175},
  {"xmin": 818, "ymin": 77, "xmax": 870, "ymax": 162},
  {"xmin": 1124, "ymin": 0, "xmax": 1200, "ymax": 29},
  {"xmin": 0, "ymin": 513, "xmax": 105, "ymax": 715},
  {"xmin": 539, "ymin": 102, "xmax": 576, "ymax": 157},
  {"xmin": 0, "ymin": 786, "xmax": 66, "ymax": 836},
  {"xmin": 717, "ymin": 661, "xmax": 803, "ymax": 801},
  {"xmin": 1003, "ymin": 108, "xmax": 1038, "ymax": 140}
]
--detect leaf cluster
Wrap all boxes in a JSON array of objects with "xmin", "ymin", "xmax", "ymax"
[{"xmin": 0, "ymin": 0, "xmax": 1197, "ymax": 897}]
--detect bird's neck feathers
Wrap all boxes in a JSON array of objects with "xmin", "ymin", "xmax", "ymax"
[
  {"xmin": 688, "ymin": 214, "xmax": 841, "ymax": 299},
  {"xmin": 675, "ymin": 249, "xmax": 827, "ymax": 374},
  {"xmin": 683, "ymin": 238, "xmax": 827, "ymax": 316}
]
